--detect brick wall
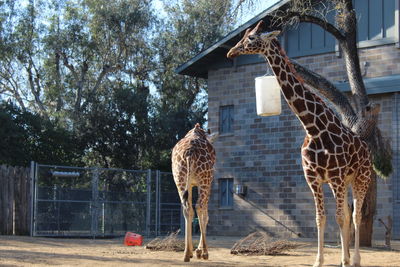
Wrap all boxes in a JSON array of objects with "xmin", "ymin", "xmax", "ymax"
[{"xmin": 207, "ymin": 44, "xmax": 399, "ymax": 240}]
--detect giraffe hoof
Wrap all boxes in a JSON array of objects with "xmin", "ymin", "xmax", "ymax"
[
  {"xmin": 202, "ymin": 252, "xmax": 209, "ymax": 260},
  {"xmin": 352, "ymin": 255, "xmax": 361, "ymax": 267},
  {"xmin": 183, "ymin": 256, "xmax": 191, "ymax": 262},
  {"xmin": 195, "ymin": 248, "xmax": 202, "ymax": 259}
]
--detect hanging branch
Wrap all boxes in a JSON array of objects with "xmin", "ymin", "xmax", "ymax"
[{"xmin": 290, "ymin": 60, "xmax": 356, "ymax": 122}]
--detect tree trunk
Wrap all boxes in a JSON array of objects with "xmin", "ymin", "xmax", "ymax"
[{"xmin": 359, "ymin": 172, "xmax": 377, "ymax": 246}]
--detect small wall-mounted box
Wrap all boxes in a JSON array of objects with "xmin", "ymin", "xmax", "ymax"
[{"xmin": 234, "ymin": 184, "xmax": 247, "ymax": 196}]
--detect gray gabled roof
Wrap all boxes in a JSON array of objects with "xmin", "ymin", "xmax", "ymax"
[{"xmin": 175, "ymin": 0, "xmax": 290, "ymax": 78}]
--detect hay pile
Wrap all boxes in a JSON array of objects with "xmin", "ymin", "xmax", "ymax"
[
  {"xmin": 145, "ymin": 230, "xmax": 198, "ymax": 252},
  {"xmin": 231, "ymin": 231, "xmax": 301, "ymax": 256}
]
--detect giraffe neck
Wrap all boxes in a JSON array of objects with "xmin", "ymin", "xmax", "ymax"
[{"xmin": 263, "ymin": 39, "xmax": 340, "ymax": 136}]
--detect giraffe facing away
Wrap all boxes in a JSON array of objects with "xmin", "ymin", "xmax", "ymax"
[
  {"xmin": 227, "ymin": 21, "xmax": 372, "ymax": 267},
  {"xmin": 171, "ymin": 123, "xmax": 217, "ymax": 262}
]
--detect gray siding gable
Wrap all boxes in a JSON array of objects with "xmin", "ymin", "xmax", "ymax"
[{"xmin": 286, "ymin": 0, "xmax": 397, "ymax": 57}]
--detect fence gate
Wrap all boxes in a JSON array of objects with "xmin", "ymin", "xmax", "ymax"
[
  {"xmin": 154, "ymin": 171, "xmax": 183, "ymax": 236},
  {"xmin": 32, "ymin": 163, "xmax": 182, "ymax": 237}
]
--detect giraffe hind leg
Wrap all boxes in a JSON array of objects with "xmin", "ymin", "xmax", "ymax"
[
  {"xmin": 195, "ymin": 186, "xmax": 210, "ymax": 260},
  {"xmin": 182, "ymin": 187, "xmax": 194, "ymax": 262}
]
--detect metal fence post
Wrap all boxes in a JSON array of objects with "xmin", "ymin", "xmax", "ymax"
[
  {"xmin": 29, "ymin": 161, "xmax": 35, "ymax": 236},
  {"xmin": 91, "ymin": 168, "xmax": 99, "ymax": 238},
  {"xmin": 33, "ymin": 162, "xmax": 39, "ymax": 237},
  {"xmin": 155, "ymin": 170, "xmax": 160, "ymax": 236},
  {"xmin": 146, "ymin": 169, "xmax": 151, "ymax": 236}
]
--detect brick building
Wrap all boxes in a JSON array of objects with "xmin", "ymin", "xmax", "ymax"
[{"xmin": 177, "ymin": 0, "xmax": 400, "ymax": 241}]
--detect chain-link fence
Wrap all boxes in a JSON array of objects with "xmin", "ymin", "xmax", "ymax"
[{"xmin": 32, "ymin": 163, "xmax": 182, "ymax": 237}]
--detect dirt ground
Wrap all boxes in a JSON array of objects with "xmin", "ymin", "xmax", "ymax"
[{"xmin": 0, "ymin": 235, "xmax": 399, "ymax": 267}]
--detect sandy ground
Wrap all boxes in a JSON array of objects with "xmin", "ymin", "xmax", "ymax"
[{"xmin": 0, "ymin": 235, "xmax": 399, "ymax": 267}]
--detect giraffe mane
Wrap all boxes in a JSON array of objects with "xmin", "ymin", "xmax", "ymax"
[{"xmin": 272, "ymin": 39, "xmax": 305, "ymax": 85}]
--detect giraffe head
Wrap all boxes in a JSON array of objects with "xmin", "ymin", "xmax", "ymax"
[{"xmin": 227, "ymin": 20, "xmax": 280, "ymax": 59}]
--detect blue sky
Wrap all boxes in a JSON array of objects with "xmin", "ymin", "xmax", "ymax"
[
  {"xmin": 153, "ymin": 0, "xmax": 280, "ymax": 27},
  {"xmin": 236, "ymin": 0, "xmax": 280, "ymax": 26}
]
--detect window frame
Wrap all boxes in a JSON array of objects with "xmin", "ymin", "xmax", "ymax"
[
  {"xmin": 219, "ymin": 105, "xmax": 234, "ymax": 135},
  {"xmin": 219, "ymin": 178, "xmax": 234, "ymax": 208}
]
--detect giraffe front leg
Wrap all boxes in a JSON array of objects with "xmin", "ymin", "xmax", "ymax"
[
  {"xmin": 352, "ymin": 198, "xmax": 362, "ymax": 267},
  {"xmin": 305, "ymin": 170, "xmax": 326, "ymax": 267},
  {"xmin": 313, "ymin": 194, "xmax": 326, "ymax": 267},
  {"xmin": 314, "ymin": 212, "xmax": 326, "ymax": 267},
  {"xmin": 330, "ymin": 183, "xmax": 351, "ymax": 267}
]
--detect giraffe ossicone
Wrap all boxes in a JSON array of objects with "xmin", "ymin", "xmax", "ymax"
[
  {"xmin": 171, "ymin": 123, "xmax": 216, "ymax": 262},
  {"xmin": 227, "ymin": 20, "xmax": 372, "ymax": 267}
]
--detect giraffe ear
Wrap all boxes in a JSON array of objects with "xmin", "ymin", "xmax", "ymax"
[
  {"xmin": 206, "ymin": 132, "xmax": 219, "ymax": 143},
  {"xmin": 260, "ymin": 30, "xmax": 281, "ymax": 41},
  {"xmin": 270, "ymin": 30, "xmax": 281, "ymax": 37}
]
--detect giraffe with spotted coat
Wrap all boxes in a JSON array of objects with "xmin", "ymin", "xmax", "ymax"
[
  {"xmin": 171, "ymin": 123, "xmax": 217, "ymax": 262},
  {"xmin": 227, "ymin": 21, "xmax": 372, "ymax": 267}
]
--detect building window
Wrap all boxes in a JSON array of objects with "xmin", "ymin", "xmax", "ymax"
[
  {"xmin": 219, "ymin": 178, "xmax": 233, "ymax": 207},
  {"xmin": 219, "ymin": 105, "xmax": 234, "ymax": 134}
]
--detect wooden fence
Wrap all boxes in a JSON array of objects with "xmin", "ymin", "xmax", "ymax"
[{"xmin": 0, "ymin": 165, "xmax": 32, "ymax": 235}]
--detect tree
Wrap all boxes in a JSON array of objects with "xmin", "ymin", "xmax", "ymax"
[
  {"xmin": 0, "ymin": 101, "xmax": 83, "ymax": 167},
  {"xmin": 0, "ymin": 0, "xmax": 155, "ymax": 127},
  {"xmin": 152, "ymin": 0, "xmax": 236, "ymax": 169},
  {"xmin": 78, "ymin": 84, "xmax": 154, "ymax": 170},
  {"xmin": 238, "ymin": 0, "xmax": 392, "ymax": 246},
  {"xmin": 0, "ymin": 0, "xmax": 157, "ymax": 170}
]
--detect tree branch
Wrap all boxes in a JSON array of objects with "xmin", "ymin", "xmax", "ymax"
[
  {"xmin": 74, "ymin": 60, "xmax": 89, "ymax": 113},
  {"xmin": 59, "ymin": 51, "xmax": 79, "ymax": 81},
  {"xmin": 25, "ymin": 64, "xmax": 47, "ymax": 117},
  {"xmin": 0, "ymin": 65, "xmax": 27, "ymax": 111},
  {"xmin": 291, "ymin": 60, "xmax": 356, "ymax": 124},
  {"xmin": 0, "ymin": 79, "xmax": 26, "ymax": 111},
  {"xmin": 81, "ymin": 64, "xmax": 122, "ymax": 111},
  {"xmin": 287, "ymin": 11, "xmax": 345, "ymax": 41}
]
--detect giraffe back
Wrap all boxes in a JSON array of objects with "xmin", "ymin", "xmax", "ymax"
[{"xmin": 172, "ymin": 125, "xmax": 216, "ymax": 192}]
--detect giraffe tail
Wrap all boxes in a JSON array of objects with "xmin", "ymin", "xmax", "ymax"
[
  {"xmin": 182, "ymin": 156, "xmax": 191, "ymax": 208},
  {"xmin": 182, "ymin": 190, "xmax": 189, "ymax": 207}
]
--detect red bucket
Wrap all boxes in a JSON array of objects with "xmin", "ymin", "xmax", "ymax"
[{"xmin": 124, "ymin": 232, "xmax": 143, "ymax": 246}]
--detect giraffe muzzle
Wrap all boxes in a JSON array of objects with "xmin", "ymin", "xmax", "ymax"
[{"xmin": 227, "ymin": 50, "xmax": 238, "ymax": 59}]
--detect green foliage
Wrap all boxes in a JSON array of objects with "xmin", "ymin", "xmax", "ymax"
[
  {"xmin": 77, "ymin": 85, "xmax": 153, "ymax": 170},
  {"xmin": 0, "ymin": 102, "xmax": 83, "ymax": 167},
  {"xmin": 0, "ymin": 103, "xmax": 28, "ymax": 165},
  {"xmin": 372, "ymin": 141, "xmax": 393, "ymax": 179}
]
